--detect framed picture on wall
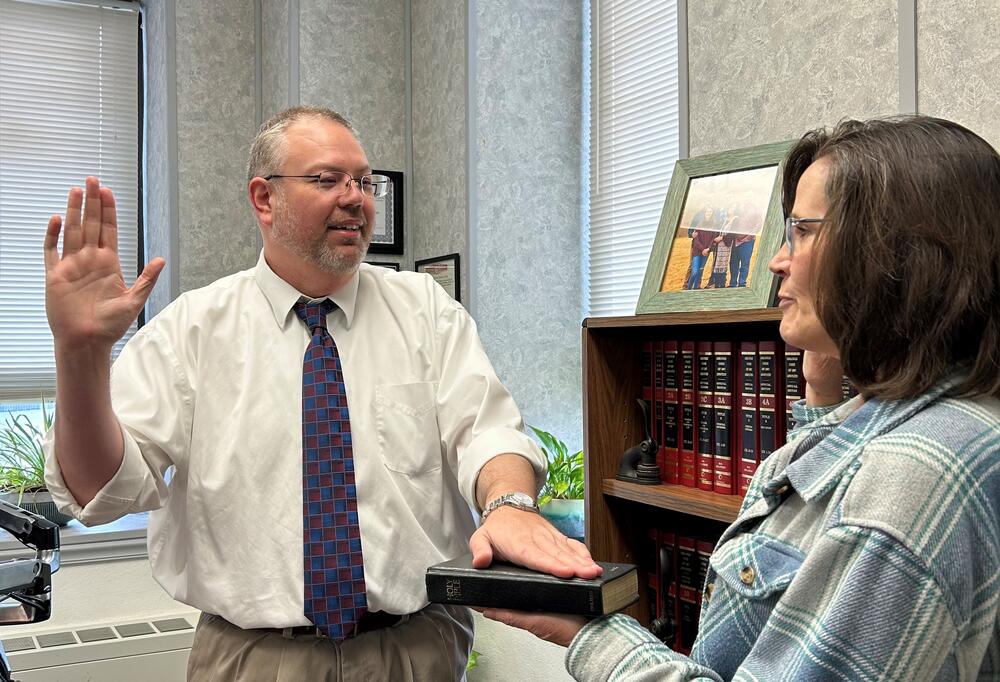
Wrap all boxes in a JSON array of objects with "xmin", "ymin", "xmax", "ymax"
[
  {"xmin": 635, "ymin": 140, "xmax": 793, "ymax": 314},
  {"xmin": 415, "ymin": 253, "xmax": 461, "ymax": 303},
  {"xmin": 366, "ymin": 261, "xmax": 400, "ymax": 271},
  {"xmin": 368, "ymin": 169, "xmax": 404, "ymax": 255}
]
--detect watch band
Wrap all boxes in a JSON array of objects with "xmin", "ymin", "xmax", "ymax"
[{"xmin": 480, "ymin": 492, "xmax": 540, "ymax": 522}]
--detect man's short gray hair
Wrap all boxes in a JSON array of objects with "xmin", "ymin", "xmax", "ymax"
[{"xmin": 245, "ymin": 106, "xmax": 356, "ymax": 184}]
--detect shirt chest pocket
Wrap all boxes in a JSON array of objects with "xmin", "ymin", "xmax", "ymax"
[
  {"xmin": 374, "ymin": 382, "xmax": 442, "ymax": 476},
  {"xmin": 708, "ymin": 533, "xmax": 804, "ymax": 621}
]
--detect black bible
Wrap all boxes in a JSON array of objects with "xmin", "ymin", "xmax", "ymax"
[{"xmin": 425, "ymin": 554, "xmax": 639, "ymax": 617}]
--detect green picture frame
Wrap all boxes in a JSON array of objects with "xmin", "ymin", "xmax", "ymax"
[{"xmin": 635, "ymin": 140, "xmax": 794, "ymax": 315}]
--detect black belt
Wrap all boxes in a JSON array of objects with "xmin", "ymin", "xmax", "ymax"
[{"xmin": 277, "ymin": 610, "xmax": 406, "ymax": 638}]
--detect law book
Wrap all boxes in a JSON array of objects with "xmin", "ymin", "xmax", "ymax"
[
  {"xmin": 737, "ymin": 341, "xmax": 759, "ymax": 497},
  {"xmin": 712, "ymin": 341, "xmax": 735, "ymax": 495},
  {"xmin": 677, "ymin": 535, "xmax": 699, "ymax": 653},
  {"xmin": 758, "ymin": 341, "xmax": 779, "ymax": 461},
  {"xmin": 425, "ymin": 554, "xmax": 639, "ymax": 617},
  {"xmin": 653, "ymin": 340, "xmax": 666, "ymax": 477},
  {"xmin": 841, "ymin": 375, "xmax": 858, "ymax": 401},
  {"xmin": 679, "ymin": 341, "xmax": 698, "ymax": 487},
  {"xmin": 783, "ymin": 343, "xmax": 804, "ymax": 433},
  {"xmin": 695, "ymin": 341, "xmax": 715, "ymax": 491},
  {"xmin": 661, "ymin": 341, "xmax": 681, "ymax": 485}
]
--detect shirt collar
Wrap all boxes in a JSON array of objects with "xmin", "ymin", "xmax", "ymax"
[
  {"xmin": 253, "ymin": 251, "xmax": 360, "ymax": 329},
  {"xmin": 782, "ymin": 374, "xmax": 964, "ymax": 502}
]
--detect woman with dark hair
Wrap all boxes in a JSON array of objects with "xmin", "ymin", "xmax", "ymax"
[{"xmin": 488, "ymin": 116, "xmax": 1000, "ymax": 681}]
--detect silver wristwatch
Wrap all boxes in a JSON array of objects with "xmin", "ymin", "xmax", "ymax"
[{"xmin": 480, "ymin": 492, "xmax": 540, "ymax": 522}]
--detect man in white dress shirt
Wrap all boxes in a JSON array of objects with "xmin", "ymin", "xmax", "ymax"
[{"xmin": 41, "ymin": 106, "xmax": 599, "ymax": 680}]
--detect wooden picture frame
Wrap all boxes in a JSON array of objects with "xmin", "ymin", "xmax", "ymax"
[
  {"xmin": 415, "ymin": 253, "xmax": 461, "ymax": 303},
  {"xmin": 635, "ymin": 140, "xmax": 793, "ymax": 315},
  {"xmin": 368, "ymin": 169, "xmax": 404, "ymax": 255}
]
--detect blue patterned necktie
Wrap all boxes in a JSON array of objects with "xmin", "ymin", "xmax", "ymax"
[{"xmin": 294, "ymin": 299, "xmax": 366, "ymax": 640}]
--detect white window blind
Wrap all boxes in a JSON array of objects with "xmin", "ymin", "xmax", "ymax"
[
  {"xmin": 0, "ymin": 0, "xmax": 139, "ymax": 400},
  {"xmin": 588, "ymin": 0, "xmax": 680, "ymax": 316}
]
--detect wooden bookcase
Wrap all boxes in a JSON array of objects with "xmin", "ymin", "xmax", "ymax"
[{"xmin": 582, "ymin": 308, "xmax": 783, "ymax": 625}]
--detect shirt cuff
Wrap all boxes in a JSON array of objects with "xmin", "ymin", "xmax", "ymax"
[
  {"xmin": 457, "ymin": 426, "xmax": 546, "ymax": 510},
  {"xmin": 566, "ymin": 613, "xmax": 682, "ymax": 680},
  {"xmin": 44, "ymin": 421, "xmax": 152, "ymax": 527}
]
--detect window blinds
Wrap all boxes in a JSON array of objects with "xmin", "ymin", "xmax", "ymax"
[
  {"xmin": 0, "ymin": 0, "xmax": 139, "ymax": 400},
  {"xmin": 588, "ymin": 0, "xmax": 680, "ymax": 317}
]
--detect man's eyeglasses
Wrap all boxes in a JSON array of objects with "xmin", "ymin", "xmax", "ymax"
[
  {"xmin": 264, "ymin": 171, "xmax": 390, "ymax": 199},
  {"xmin": 784, "ymin": 217, "xmax": 826, "ymax": 256}
]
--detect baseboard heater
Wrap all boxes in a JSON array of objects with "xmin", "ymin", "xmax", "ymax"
[{"xmin": 1, "ymin": 614, "xmax": 195, "ymax": 682}]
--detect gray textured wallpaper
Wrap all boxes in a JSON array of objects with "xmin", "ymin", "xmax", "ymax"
[
  {"xmin": 411, "ymin": 0, "xmax": 467, "ymax": 296},
  {"xmin": 175, "ymin": 0, "xmax": 259, "ymax": 292},
  {"xmin": 688, "ymin": 0, "xmax": 899, "ymax": 155},
  {"xmin": 473, "ymin": 1, "xmax": 584, "ymax": 450},
  {"xmin": 261, "ymin": 0, "xmax": 290, "ymax": 121},
  {"xmin": 299, "ymin": 0, "xmax": 406, "ymax": 172},
  {"xmin": 917, "ymin": 0, "xmax": 1000, "ymax": 149}
]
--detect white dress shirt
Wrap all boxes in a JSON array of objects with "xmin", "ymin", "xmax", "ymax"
[{"xmin": 44, "ymin": 254, "xmax": 545, "ymax": 628}]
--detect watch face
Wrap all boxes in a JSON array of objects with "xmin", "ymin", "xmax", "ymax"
[{"xmin": 508, "ymin": 493, "xmax": 535, "ymax": 506}]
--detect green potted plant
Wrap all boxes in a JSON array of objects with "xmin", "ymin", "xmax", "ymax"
[
  {"xmin": 529, "ymin": 425, "xmax": 585, "ymax": 540},
  {"xmin": 0, "ymin": 400, "xmax": 72, "ymax": 525}
]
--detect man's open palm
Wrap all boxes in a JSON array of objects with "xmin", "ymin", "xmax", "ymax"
[{"xmin": 44, "ymin": 177, "xmax": 164, "ymax": 349}]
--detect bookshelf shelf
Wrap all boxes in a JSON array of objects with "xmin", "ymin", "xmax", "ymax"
[
  {"xmin": 601, "ymin": 479, "xmax": 742, "ymax": 523},
  {"xmin": 583, "ymin": 308, "xmax": 783, "ymax": 625}
]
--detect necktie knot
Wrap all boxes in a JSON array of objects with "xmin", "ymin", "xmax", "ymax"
[{"xmin": 294, "ymin": 299, "xmax": 336, "ymax": 333}]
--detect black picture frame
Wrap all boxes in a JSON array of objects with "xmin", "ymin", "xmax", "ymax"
[
  {"xmin": 415, "ymin": 253, "xmax": 461, "ymax": 303},
  {"xmin": 366, "ymin": 261, "xmax": 400, "ymax": 271},
  {"xmin": 368, "ymin": 169, "xmax": 404, "ymax": 255}
]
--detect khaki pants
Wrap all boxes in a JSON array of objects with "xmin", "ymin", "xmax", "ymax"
[{"xmin": 186, "ymin": 606, "xmax": 473, "ymax": 682}]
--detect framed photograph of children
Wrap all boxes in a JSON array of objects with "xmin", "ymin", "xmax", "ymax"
[
  {"xmin": 635, "ymin": 140, "xmax": 793, "ymax": 314},
  {"xmin": 415, "ymin": 253, "xmax": 461, "ymax": 303},
  {"xmin": 368, "ymin": 170, "xmax": 404, "ymax": 254}
]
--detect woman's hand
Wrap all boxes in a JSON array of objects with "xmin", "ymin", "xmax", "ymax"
[
  {"xmin": 802, "ymin": 351, "xmax": 845, "ymax": 406},
  {"xmin": 480, "ymin": 608, "xmax": 587, "ymax": 648}
]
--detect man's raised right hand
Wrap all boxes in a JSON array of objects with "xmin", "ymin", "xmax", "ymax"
[{"xmin": 44, "ymin": 176, "xmax": 164, "ymax": 350}]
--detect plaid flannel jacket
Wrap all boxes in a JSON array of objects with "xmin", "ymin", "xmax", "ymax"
[{"xmin": 567, "ymin": 375, "xmax": 1000, "ymax": 681}]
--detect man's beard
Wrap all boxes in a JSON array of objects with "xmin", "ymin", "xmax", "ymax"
[{"xmin": 270, "ymin": 200, "xmax": 369, "ymax": 274}]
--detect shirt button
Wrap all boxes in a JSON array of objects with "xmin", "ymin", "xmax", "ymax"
[
  {"xmin": 739, "ymin": 566, "xmax": 755, "ymax": 585},
  {"xmin": 704, "ymin": 582, "xmax": 714, "ymax": 602}
]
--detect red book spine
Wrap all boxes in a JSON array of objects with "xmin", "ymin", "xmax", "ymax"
[
  {"xmin": 679, "ymin": 342, "xmax": 697, "ymax": 487},
  {"xmin": 695, "ymin": 341, "xmax": 715, "ymax": 491},
  {"xmin": 661, "ymin": 341, "xmax": 681, "ymax": 484},
  {"xmin": 758, "ymin": 341, "xmax": 779, "ymax": 461},
  {"xmin": 712, "ymin": 341, "xmax": 735, "ymax": 495},
  {"xmin": 654, "ymin": 340, "xmax": 666, "ymax": 476},
  {"xmin": 783, "ymin": 342, "xmax": 803, "ymax": 434},
  {"xmin": 738, "ymin": 341, "xmax": 759, "ymax": 496},
  {"xmin": 677, "ymin": 535, "xmax": 699, "ymax": 653}
]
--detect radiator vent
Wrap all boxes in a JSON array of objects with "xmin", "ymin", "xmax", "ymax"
[
  {"xmin": 2, "ymin": 615, "xmax": 196, "ymax": 680},
  {"xmin": 2, "ymin": 617, "xmax": 193, "ymax": 654}
]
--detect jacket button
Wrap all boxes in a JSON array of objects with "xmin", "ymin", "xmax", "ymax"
[{"xmin": 739, "ymin": 566, "xmax": 755, "ymax": 585}]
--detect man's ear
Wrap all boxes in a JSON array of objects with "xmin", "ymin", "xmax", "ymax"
[{"xmin": 248, "ymin": 177, "xmax": 275, "ymax": 228}]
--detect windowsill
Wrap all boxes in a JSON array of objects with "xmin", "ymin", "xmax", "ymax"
[{"xmin": 0, "ymin": 513, "xmax": 148, "ymax": 566}]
